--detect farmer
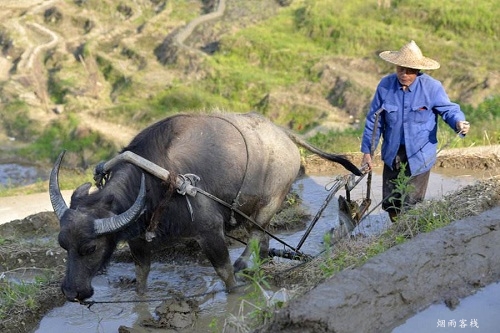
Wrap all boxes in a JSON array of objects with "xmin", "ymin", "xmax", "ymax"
[{"xmin": 360, "ymin": 40, "xmax": 470, "ymax": 222}]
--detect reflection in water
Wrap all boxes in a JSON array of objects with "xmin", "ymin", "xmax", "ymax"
[
  {"xmin": 393, "ymin": 282, "xmax": 500, "ymax": 333},
  {"xmin": 35, "ymin": 262, "xmax": 229, "ymax": 333},
  {"xmin": 0, "ymin": 164, "xmax": 47, "ymax": 187},
  {"xmin": 35, "ymin": 170, "xmax": 478, "ymax": 333}
]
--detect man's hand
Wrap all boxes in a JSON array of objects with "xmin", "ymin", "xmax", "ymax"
[
  {"xmin": 361, "ymin": 153, "xmax": 372, "ymax": 172},
  {"xmin": 456, "ymin": 121, "xmax": 470, "ymax": 135}
]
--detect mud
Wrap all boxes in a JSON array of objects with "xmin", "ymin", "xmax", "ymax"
[{"xmin": 257, "ymin": 206, "xmax": 500, "ymax": 333}]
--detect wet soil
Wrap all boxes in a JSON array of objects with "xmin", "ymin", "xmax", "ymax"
[{"xmin": 0, "ymin": 149, "xmax": 499, "ymax": 333}]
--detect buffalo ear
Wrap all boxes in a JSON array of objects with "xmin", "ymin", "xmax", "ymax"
[{"xmin": 71, "ymin": 182, "xmax": 92, "ymax": 203}]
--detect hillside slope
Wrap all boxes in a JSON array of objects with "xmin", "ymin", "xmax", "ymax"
[{"xmin": 0, "ymin": 0, "xmax": 498, "ymax": 166}]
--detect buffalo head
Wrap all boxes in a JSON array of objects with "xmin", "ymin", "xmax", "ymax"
[{"xmin": 49, "ymin": 151, "xmax": 146, "ymax": 301}]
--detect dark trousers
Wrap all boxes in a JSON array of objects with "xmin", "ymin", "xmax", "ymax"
[{"xmin": 382, "ymin": 145, "xmax": 430, "ymax": 216}]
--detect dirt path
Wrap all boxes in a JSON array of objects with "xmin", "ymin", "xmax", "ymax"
[
  {"xmin": 1, "ymin": 0, "xmax": 50, "ymax": 8},
  {"xmin": 0, "ymin": 190, "xmax": 72, "ymax": 225},
  {"xmin": 174, "ymin": 0, "xmax": 226, "ymax": 53}
]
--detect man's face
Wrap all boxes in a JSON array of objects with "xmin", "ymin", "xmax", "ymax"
[{"xmin": 396, "ymin": 66, "xmax": 419, "ymax": 88}]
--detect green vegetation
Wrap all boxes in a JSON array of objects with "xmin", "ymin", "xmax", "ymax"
[
  {"xmin": 104, "ymin": 0, "xmax": 499, "ymax": 152},
  {"xmin": 19, "ymin": 113, "xmax": 118, "ymax": 165},
  {"xmin": 207, "ymin": 0, "xmax": 499, "ymax": 149},
  {"xmin": 0, "ymin": 100, "xmax": 38, "ymax": 141},
  {"xmin": 0, "ymin": 281, "xmax": 39, "ymax": 318},
  {"xmin": 307, "ymin": 127, "xmax": 363, "ymax": 152},
  {"xmin": 385, "ymin": 162, "xmax": 414, "ymax": 216},
  {"xmin": 0, "ymin": 179, "xmax": 46, "ymax": 197},
  {"xmin": 0, "ymin": 271, "xmax": 59, "ymax": 324}
]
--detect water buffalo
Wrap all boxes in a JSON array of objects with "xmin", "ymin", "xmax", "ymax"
[{"xmin": 49, "ymin": 112, "xmax": 361, "ymax": 301}]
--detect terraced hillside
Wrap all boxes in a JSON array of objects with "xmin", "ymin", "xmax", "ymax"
[{"xmin": 0, "ymin": 0, "xmax": 498, "ymax": 167}]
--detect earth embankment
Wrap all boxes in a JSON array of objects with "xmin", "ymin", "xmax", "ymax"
[{"xmin": 257, "ymin": 206, "xmax": 500, "ymax": 333}]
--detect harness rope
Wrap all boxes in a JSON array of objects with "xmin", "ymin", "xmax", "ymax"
[
  {"xmin": 79, "ymin": 282, "xmax": 250, "ymax": 308},
  {"xmin": 211, "ymin": 114, "xmax": 251, "ymax": 226},
  {"xmin": 195, "ymin": 185, "xmax": 302, "ymax": 253}
]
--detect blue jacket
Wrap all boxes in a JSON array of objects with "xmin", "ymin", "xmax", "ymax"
[{"xmin": 360, "ymin": 72, "xmax": 466, "ymax": 175}]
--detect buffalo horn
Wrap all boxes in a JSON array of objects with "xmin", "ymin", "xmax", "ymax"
[
  {"xmin": 93, "ymin": 174, "xmax": 147, "ymax": 235},
  {"xmin": 49, "ymin": 151, "xmax": 69, "ymax": 222}
]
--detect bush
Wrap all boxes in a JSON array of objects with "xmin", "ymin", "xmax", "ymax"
[{"xmin": 0, "ymin": 100, "xmax": 38, "ymax": 141}]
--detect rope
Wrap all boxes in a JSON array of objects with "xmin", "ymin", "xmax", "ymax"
[
  {"xmin": 195, "ymin": 186, "xmax": 302, "ymax": 253},
  {"xmin": 78, "ymin": 282, "xmax": 250, "ymax": 309},
  {"xmin": 211, "ymin": 114, "xmax": 251, "ymax": 225}
]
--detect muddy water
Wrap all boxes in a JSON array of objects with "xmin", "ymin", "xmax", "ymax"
[
  {"xmin": 0, "ymin": 163, "xmax": 47, "ymax": 187},
  {"xmin": 393, "ymin": 282, "xmax": 500, "ymax": 332},
  {"xmin": 34, "ymin": 168, "xmax": 482, "ymax": 333}
]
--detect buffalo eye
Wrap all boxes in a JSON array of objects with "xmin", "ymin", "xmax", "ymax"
[{"xmin": 79, "ymin": 243, "xmax": 97, "ymax": 256}]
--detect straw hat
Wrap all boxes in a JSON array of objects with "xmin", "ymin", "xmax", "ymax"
[{"xmin": 379, "ymin": 40, "xmax": 440, "ymax": 70}]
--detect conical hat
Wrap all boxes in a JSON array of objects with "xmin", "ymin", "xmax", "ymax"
[{"xmin": 379, "ymin": 40, "xmax": 440, "ymax": 70}]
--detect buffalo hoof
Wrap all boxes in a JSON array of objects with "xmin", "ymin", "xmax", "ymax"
[{"xmin": 233, "ymin": 258, "xmax": 248, "ymax": 273}]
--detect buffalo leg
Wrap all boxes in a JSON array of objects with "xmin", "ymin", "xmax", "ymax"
[
  {"xmin": 198, "ymin": 235, "xmax": 237, "ymax": 292},
  {"xmin": 234, "ymin": 201, "xmax": 277, "ymax": 272},
  {"xmin": 233, "ymin": 229, "xmax": 269, "ymax": 272},
  {"xmin": 127, "ymin": 238, "xmax": 152, "ymax": 295}
]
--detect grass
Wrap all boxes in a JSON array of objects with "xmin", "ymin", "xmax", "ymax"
[
  {"xmin": 0, "ymin": 269, "xmax": 62, "ymax": 326},
  {"xmin": 0, "ymin": 100, "xmax": 37, "ymax": 141},
  {"xmin": 0, "ymin": 280, "xmax": 40, "ymax": 318},
  {"xmin": 0, "ymin": 168, "xmax": 94, "ymax": 197},
  {"xmin": 222, "ymin": 239, "xmax": 287, "ymax": 332},
  {"xmin": 14, "ymin": 112, "xmax": 119, "ymax": 167}
]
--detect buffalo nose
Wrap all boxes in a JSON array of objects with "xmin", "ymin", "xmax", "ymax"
[
  {"xmin": 62, "ymin": 285, "xmax": 93, "ymax": 302},
  {"xmin": 62, "ymin": 290, "xmax": 79, "ymax": 302}
]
